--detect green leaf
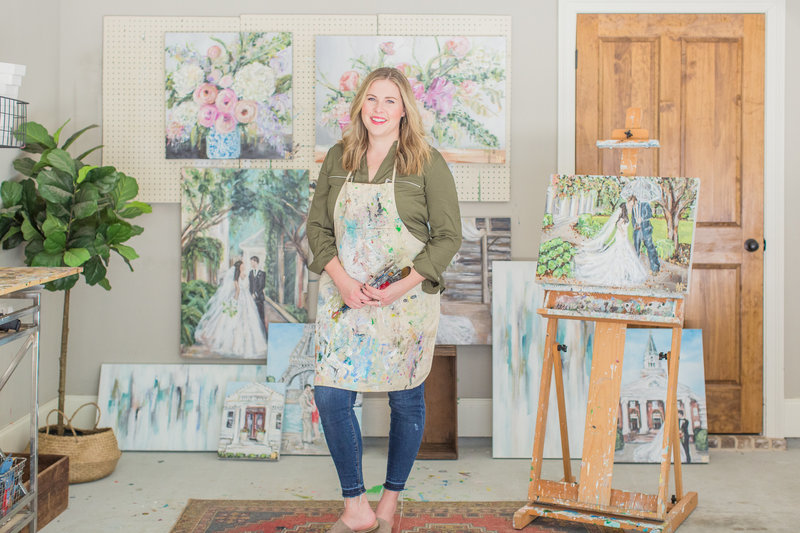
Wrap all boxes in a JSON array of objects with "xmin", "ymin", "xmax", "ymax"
[
  {"xmin": 46, "ymin": 202, "xmax": 70, "ymax": 220},
  {"xmin": 53, "ymin": 119, "xmax": 70, "ymax": 145},
  {"xmin": 106, "ymin": 223, "xmax": 132, "ymax": 244},
  {"xmin": 98, "ymin": 278, "xmax": 112, "ymax": 290},
  {"xmin": 2, "ymin": 230, "xmax": 24, "ymax": 250},
  {"xmin": 43, "ymin": 231, "xmax": 67, "ymax": 254},
  {"xmin": 46, "ymin": 274, "xmax": 78, "ymax": 292},
  {"xmin": 113, "ymin": 174, "xmax": 139, "ymax": 207},
  {"xmin": 31, "ymin": 251, "xmax": 64, "ymax": 267},
  {"xmin": 46, "ymin": 149, "xmax": 77, "ymax": 178},
  {"xmin": 1, "ymin": 181, "xmax": 23, "ymax": 208},
  {"xmin": 42, "ymin": 214, "xmax": 67, "ymax": 236},
  {"xmin": 63, "ymin": 247, "xmax": 91, "ymax": 267},
  {"xmin": 21, "ymin": 216, "xmax": 40, "ymax": 241},
  {"xmin": 12, "ymin": 157, "xmax": 37, "ymax": 177},
  {"xmin": 112, "ymin": 243, "xmax": 139, "ymax": 261},
  {"xmin": 37, "ymin": 169, "xmax": 73, "ymax": 205},
  {"xmin": 61, "ymin": 124, "xmax": 98, "ymax": 150},
  {"xmin": 1, "ymin": 224, "xmax": 20, "ymax": 243},
  {"xmin": 23, "ymin": 122, "xmax": 56, "ymax": 149},
  {"xmin": 75, "ymin": 145, "xmax": 103, "ymax": 161},
  {"xmin": 83, "ymin": 257, "xmax": 106, "ymax": 285},
  {"xmin": 77, "ymin": 165, "xmax": 96, "ymax": 184},
  {"xmin": 129, "ymin": 224, "xmax": 144, "ymax": 237},
  {"xmin": 118, "ymin": 201, "xmax": 152, "ymax": 218},
  {"xmin": 23, "ymin": 239, "xmax": 44, "ymax": 263},
  {"xmin": 72, "ymin": 200, "xmax": 98, "ymax": 220}
]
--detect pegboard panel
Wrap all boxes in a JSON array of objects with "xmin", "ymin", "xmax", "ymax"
[
  {"xmin": 103, "ymin": 17, "xmax": 241, "ymax": 203},
  {"xmin": 378, "ymin": 14, "xmax": 512, "ymax": 202},
  {"xmin": 103, "ymin": 14, "xmax": 509, "ymax": 202},
  {"xmin": 240, "ymin": 15, "xmax": 377, "ymax": 183}
]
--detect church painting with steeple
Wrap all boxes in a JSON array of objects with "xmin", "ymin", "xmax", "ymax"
[{"xmin": 614, "ymin": 329, "xmax": 709, "ymax": 463}]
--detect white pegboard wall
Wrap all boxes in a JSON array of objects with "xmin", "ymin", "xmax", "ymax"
[
  {"xmin": 378, "ymin": 14, "xmax": 512, "ymax": 202},
  {"xmin": 102, "ymin": 14, "xmax": 510, "ymax": 203}
]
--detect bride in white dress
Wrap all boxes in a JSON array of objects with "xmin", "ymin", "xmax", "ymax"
[
  {"xmin": 573, "ymin": 204, "xmax": 648, "ymax": 287},
  {"xmin": 194, "ymin": 260, "xmax": 268, "ymax": 358}
]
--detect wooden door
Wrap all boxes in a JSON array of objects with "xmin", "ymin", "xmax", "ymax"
[{"xmin": 576, "ymin": 14, "xmax": 764, "ymax": 433}]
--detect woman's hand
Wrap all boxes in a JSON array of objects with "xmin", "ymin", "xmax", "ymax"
[
  {"xmin": 336, "ymin": 275, "xmax": 374, "ymax": 309},
  {"xmin": 325, "ymin": 256, "xmax": 374, "ymax": 309},
  {"xmin": 361, "ymin": 268, "xmax": 425, "ymax": 307}
]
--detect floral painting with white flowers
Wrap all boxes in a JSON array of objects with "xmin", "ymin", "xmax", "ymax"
[
  {"xmin": 165, "ymin": 32, "xmax": 292, "ymax": 160},
  {"xmin": 315, "ymin": 36, "xmax": 506, "ymax": 164}
]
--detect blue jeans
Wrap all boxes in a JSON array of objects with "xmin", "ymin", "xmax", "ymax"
[{"xmin": 314, "ymin": 383, "xmax": 426, "ymax": 498}]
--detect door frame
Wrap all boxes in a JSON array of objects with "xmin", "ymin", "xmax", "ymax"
[{"xmin": 557, "ymin": 0, "xmax": 786, "ymax": 437}]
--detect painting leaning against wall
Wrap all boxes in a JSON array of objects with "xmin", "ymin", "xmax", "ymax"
[
  {"xmin": 218, "ymin": 381, "xmax": 286, "ymax": 461},
  {"xmin": 437, "ymin": 217, "xmax": 511, "ymax": 345},
  {"xmin": 97, "ymin": 364, "xmax": 268, "ymax": 451},
  {"xmin": 266, "ymin": 323, "xmax": 364, "ymax": 455},
  {"xmin": 165, "ymin": 32, "xmax": 293, "ymax": 159},
  {"xmin": 180, "ymin": 167, "xmax": 310, "ymax": 359},
  {"xmin": 492, "ymin": 262, "xmax": 708, "ymax": 463},
  {"xmin": 536, "ymin": 175, "xmax": 699, "ymax": 296},
  {"xmin": 315, "ymin": 35, "xmax": 506, "ymax": 164}
]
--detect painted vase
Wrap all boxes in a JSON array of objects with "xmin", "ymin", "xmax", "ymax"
[{"xmin": 206, "ymin": 127, "xmax": 241, "ymax": 159}]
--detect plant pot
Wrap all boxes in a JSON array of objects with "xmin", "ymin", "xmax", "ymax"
[
  {"xmin": 206, "ymin": 126, "xmax": 241, "ymax": 159},
  {"xmin": 36, "ymin": 403, "xmax": 122, "ymax": 484}
]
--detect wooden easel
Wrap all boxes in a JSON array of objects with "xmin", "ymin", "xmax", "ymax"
[{"xmin": 514, "ymin": 109, "xmax": 697, "ymax": 532}]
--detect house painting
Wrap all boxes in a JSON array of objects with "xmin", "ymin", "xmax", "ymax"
[{"xmin": 218, "ymin": 381, "xmax": 286, "ymax": 460}]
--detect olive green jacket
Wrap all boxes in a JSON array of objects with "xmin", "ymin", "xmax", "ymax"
[{"xmin": 307, "ymin": 142, "xmax": 462, "ymax": 294}]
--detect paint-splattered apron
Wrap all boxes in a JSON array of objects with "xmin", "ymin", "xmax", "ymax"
[{"xmin": 314, "ymin": 164, "xmax": 440, "ymax": 392}]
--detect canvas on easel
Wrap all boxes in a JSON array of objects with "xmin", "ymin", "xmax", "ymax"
[{"xmin": 514, "ymin": 108, "xmax": 700, "ymax": 532}]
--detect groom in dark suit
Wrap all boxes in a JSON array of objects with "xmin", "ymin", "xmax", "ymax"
[
  {"xmin": 249, "ymin": 256, "xmax": 267, "ymax": 334},
  {"xmin": 629, "ymin": 195, "xmax": 661, "ymax": 273}
]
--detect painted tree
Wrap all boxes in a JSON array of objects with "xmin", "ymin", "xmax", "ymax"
[{"xmin": 654, "ymin": 177, "xmax": 698, "ymax": 254}]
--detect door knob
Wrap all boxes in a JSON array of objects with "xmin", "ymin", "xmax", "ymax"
[{"xmin": 744, "ymin": 239, "xmax": 760, "ymax": 252}]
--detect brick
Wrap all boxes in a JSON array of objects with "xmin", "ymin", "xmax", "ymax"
[
  {"xmin": 708, "ymin": 436, "xmax": 719, "ymax": 449},
  {"xmin": 771, "ymin": 438, "xmax": 787, "ymax": 451},
  {"xmin": 754, "ymin": 438, "xmax": 770, "ymax": 449},
  {"xmin": 736, "ymin": 436, "xmax": 753, "ymax": 449},
  {"xmin": 720, "ymin": 435, "xmax": 736, "ymax": 448}
]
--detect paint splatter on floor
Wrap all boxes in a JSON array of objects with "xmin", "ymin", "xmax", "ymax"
[{"xmin": 366, "ymin": 484, "xmax": 383, "ymax": 494}]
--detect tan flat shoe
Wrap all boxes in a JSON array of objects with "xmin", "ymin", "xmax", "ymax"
[
  {"xmin": 328, "ymin": 517, "xmax": 379, "ymax": 533},
  {"xmin": 376, "ymin": 517, "xmax": 393, "ymax": 533}
]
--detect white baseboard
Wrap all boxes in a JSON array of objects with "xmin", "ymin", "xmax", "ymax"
[
  {"xmin": 362, "ymin": 397, "xmax": 491, "ymax": 437},
  {"xmin": 785, "ymin": 398, "xmax": 800, "ymax": 437},
  {"xmin": 0, "ymin": 395, "xmax": 99, "ymax": 453}
]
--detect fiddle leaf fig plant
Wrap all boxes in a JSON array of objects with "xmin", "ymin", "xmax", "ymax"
[{"xmin": 0, "ymin": 120, "xmax": 152, "ymax": 432}]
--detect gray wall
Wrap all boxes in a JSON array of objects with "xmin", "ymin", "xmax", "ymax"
[{"xmin": 0, "ymin": 1, "xmax": 796, "ymax": 433}]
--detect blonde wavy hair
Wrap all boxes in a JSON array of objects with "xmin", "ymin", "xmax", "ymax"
[{"xmin": 340, "ymin": 67, "xmax": 431, "ymax": 176}]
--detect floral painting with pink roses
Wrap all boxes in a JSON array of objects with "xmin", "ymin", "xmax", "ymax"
[
  {"xmin": 166, "ymin": 32, "xmax": 293, "ymax": 159},
  {"xmin": 315, "ymin": 36, "xmax": 506, "ymax": 164}
]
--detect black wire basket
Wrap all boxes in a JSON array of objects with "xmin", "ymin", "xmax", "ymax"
[{"xmin": 0, "ymin": 95, "xmax": 27, "ymax": 149}]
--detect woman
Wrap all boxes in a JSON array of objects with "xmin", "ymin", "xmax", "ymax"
[
  {"xmin": 573, "ymin": 203, "xmax": 648, "ymax": 287},
  {"xmin": 194, "ymin": 259, "xmax": 268, "ymax": 358},
  {"xmin": 307, "ymin": 67, "xmax": 461, "ymax": 533}
]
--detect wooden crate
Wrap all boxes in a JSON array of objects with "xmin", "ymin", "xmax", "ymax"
[
  {"xmin": 12, "ymin": 453, "xmax": 69, "ymax": 532},
  {"xmin": 417, "ymin": 345, "xmax": 458, "ymax": 460}
]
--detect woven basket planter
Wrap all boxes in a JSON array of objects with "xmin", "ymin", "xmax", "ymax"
[{"xmin": 37, "ymin": 403, "xmax": 122, "ymax": 484}]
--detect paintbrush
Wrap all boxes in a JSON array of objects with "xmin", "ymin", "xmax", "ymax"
[{"xmin": 331, "ymin": 265, "xmax": 412, "ymax": 319}]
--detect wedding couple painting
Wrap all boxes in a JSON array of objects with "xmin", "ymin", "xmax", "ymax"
[
  {"xmin": 180, "ymin": 167, "xmax": 311, "ymax": 359},
  {"xmin": 537, "ymin": 175, "xmax": 699, "ymax": 295},
  {"xmin": 193, "ymin": 256, "xmax": 269, "ymax": 359}
]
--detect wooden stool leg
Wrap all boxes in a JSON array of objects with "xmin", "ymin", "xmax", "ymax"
[
  {"xmin": 671, "ymin": 397, "xmax": 684, "ymax": 501},
  {"xmin": 552, "ymin": 342, "xmax": 573, "ymax": 483}
]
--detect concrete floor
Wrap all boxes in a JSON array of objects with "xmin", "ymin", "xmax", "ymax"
[{"xmin": 41, "ymin": 438, "xmax": 799, "ymax": 533}]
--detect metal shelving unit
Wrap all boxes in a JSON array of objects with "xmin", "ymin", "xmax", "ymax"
[{"xmin": 0, "ymin": 268, "xmax": 81, "ymax": 533}]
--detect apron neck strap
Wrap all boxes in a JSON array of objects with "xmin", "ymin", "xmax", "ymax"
[{"xmin": 345, "ymin": 160, "xmax": 397, "ymax": 183}]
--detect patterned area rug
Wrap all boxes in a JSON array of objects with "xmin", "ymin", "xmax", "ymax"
[{"xmin": 170, "ymin": 500, "xmax": 617, "ymax": 532}]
